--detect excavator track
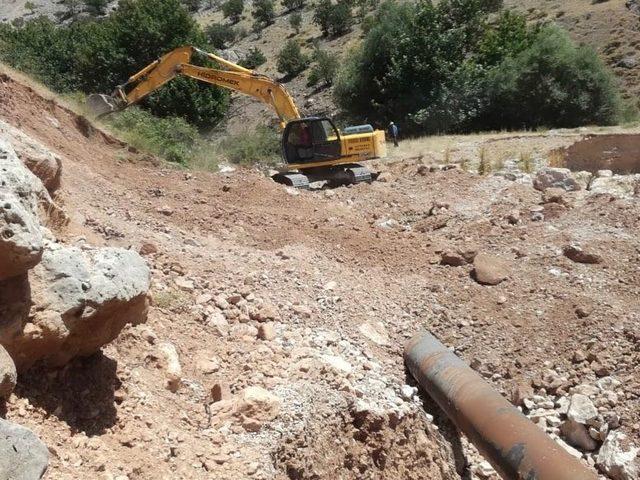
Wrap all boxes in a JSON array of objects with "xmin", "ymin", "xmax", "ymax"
[{"xmin": 272, "ymin": 164, "xmax": 374, "ymax": 189}]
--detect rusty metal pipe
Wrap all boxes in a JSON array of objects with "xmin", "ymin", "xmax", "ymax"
[{"xmin": 404, "ymin": 330, "xmax": 597, "ymax": 480}]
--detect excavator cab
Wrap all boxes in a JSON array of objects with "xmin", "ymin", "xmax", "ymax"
[{"xmin": 282, "ymin": 118, "xmax": 341, "ymax": 165}]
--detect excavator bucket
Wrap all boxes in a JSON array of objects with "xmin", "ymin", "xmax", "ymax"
[{"xmin": 87, "ymin": 94, "xmax": 121, "ymax": 117}]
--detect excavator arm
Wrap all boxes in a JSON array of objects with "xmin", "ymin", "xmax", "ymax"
[{"xmin": 89, "ymin": 45, "xmax": 301, "ymax": 127}]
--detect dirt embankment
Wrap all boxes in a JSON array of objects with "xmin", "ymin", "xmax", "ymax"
[{"xmin": 1, "ymin": 70, "xmax": 639, "ymax": 480}]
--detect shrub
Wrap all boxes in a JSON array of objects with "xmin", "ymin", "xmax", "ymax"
[
  {"xmin": 252, "ymin": 0, "xmax": 275, "ymax": 31},
  {"xmin": 219, "ymin": 125, "xmax": 281, "ymax": 164},
  {"xmin": 84, "ymin": 0, "xmax": 109, "ymax": 15},
  {"xmin": 335, "ymin": 0, "xmax": 621, "ymax": 134},
  {"xmin": 205, "ymin": 23, "xmax": 236, "ymax": 49},
  {"xmin": 481, "ymin": 26, "xmax": 621, "ymax": 129},
  {"xmin": 222, "ymin": 0, "xmax": 244, "ymax": 23},
  {"xmin": 282, "ymin": 0, "xmax": 304, "ymax": 11},
  {"xmin": 314, "ymin": 0, "xmax": 353, "ymax": 37},
  {"xmin": 289, "ymin": 11, "xmax": 302, "ymax": 33},
  {"xmin": 307, "ymin": 49, "xmax": 338, "ymax": 86},
  {"xmin": 240, "ymin": 47, "xmax": 267, "ymax": 69},
  {"xmin": 276, "ymin": 40, "xmax": 309, "ymax": 77},
  {"xmin": 0, "ymin": 0, "xmax": 230, "ymax": 129},
  {"xmin": 107, "ymin": 107, "xmax": 201, "ymax": 164}
]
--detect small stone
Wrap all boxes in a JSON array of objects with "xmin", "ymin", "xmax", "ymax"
[
  {"xmin": 196, "ymin": 357, "xmax": 220, "ymax": 374},
  {"xmin": 567, "ymin": 394, "xmax": 598, "ymax": 425},
  {"xmin": 158, "ymin": 342, "xmax": 182, "ymax": 393},
  {"xmin": 472, "ymin": 253, "xmax": 510, "ymax": 285},
  {"xmin": 234, "ymin": 387, "xmax": 281, "ymax": 432},
  {"xmin": 139, "ymin": 242, "xmax": 158, "ymax": 255},
  {"xmin": 563, "ymin": 245, "xmax": 602, "ymax": 265},
  {"xmin": 440, "ymin": 251, "xmax": 467, "ymax": 267},
  {"xmin": 572, "ymin": 350, "xmax": 587, "ymax": 363},
  {"xmin": 211, "ymin": 382, "xmax": 232, "ymax": 403},
  {"xmin": 561, "ymin": 419, "xmax": 599, "ymax": 451},
  {"xmin": 174, "ymin": 277, "xmax": 194, "ymax": 292},
  {"xmin": 257, "ymin": 323, "xmax": 276, "ymax": 341},
  {"xmin": 249, "ymin": 303, "xmax": 279, "ymax": 322},
  {"xmin": 358, "ymin": 322, "xmax": 390, "ymax": 346},
  {"xmin": 321, "ymin": 355, "xmax": 353, "ymax": 375},
  {"xmin": 510, "ymin": 382, "xmax": 534, "ymax": 407},
  {"xmin": 157, "ymin": 205, "xmax": 173, "ymax": 216},
  {"xmin": 292, "ymin": 304, "xmax": 312, "ymax": 318}
]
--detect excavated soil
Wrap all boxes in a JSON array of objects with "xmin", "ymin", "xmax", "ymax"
[
  {"xmin": 1, "ymin": 71, "xmax": 639, "ymax": 479},
  {"xmin": 562, "ymin": 134, "xmax": 640, "ymax": 174}
]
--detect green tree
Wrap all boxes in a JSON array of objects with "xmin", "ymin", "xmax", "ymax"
[
  {"xmin": 282, "ymin": 0, "xmax": 304, "ymax": 12},
  {"xmin": 481, "ymin": 26, "xmax": 621, "ymax": 129},
  {"xmin": 0, "ymin": 0, "xmax": 230, "ymax": 129},
  {"xmin": 334, "ymin": 0, "xmax": 620, "ymax": 133},
  {"xmin": 289, "ymin": 11, "xmax": 302, "ymax": 33},
  {"xmin": 313, "ymin": 0, "xmax": 352, "ymax": 37},
  {"xmin": 276, "ymin": 39, "xmax": 309, "ymax": 77},
  {"xmin": 222, "ymin": 0, "xmax": 244, "ymax": 23},
  {"xmin": 205, "ymin": 23, "xmax": 236, "ymax": 48},
  {"xmin": 240, "ymin": 47, "xmax": 267, "ymax": 69},
  {"xmin": 252, "ymin": 0, "xmax": 275, "ymax": 31},
  {"xmin": 307, "ymin": 49, "xmax": 338, "ymax": 86}
]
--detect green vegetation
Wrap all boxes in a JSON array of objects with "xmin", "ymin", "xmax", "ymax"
[
  {"xmin": 205, "ymin": 23, "xmax": 236, "ymax": 49},
  {"xmin": 240, "ymin": 47, "xmax": 267, "ymax": 69},
  {"xmin": 222, "ymin": 0, "xmax": 244, "ymax": 23},
  {"xmin": 252, "ymin": 0, "xmax": 276, "ymax": 31},
  {"xmin": 0, "ymin": 0, "xmax": 229, "ymax": 130},
  {"xmin": 307, "ymin": 49, "xmax": 338, "ymax": 87},
  {"xmin": 282, "ymin": 0, "xmax": 304, "ymax": 11},
  {"xmin": 335, "ymin": 0, "xmax": 623, "ymax": 134},
  {"xmin": 219, "ymin": 126, "xmax": 281, "ymax": 165},
  {"xmin": 107, "ymin": 107, "xmax": 202, "ymax": 164},
  {"xmin": 276, "ymin": 40, "xmax": 310, "ymax": 78},
  {"xmin": 313, "ymin": 0, "xmax": 353, "ymax": 37},
  {"xmin": 290, "ymin": 11, "xmax": 302, "ymax": 34}
]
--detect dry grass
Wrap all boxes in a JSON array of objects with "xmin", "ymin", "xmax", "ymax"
[
  {"xmin": 519, "ymin": 151, "xmax": 534, "ymax": 173},
  {"xmin": 548, "ymin": 149, "xmax": 566, "ymax": 168}
]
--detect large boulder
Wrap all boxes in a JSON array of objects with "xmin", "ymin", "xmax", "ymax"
[
  {"xmin": 0, "ymin": 418, "xmax": 49, "ymax": 480},
  {"xmin": 0, "ymin": 344, "xmax": 17, "ymax": 400},
  {"xmin": 0, "ymin": 121, "xmax": 62, "ymax": 194},
  {"xmin": 1, "ymin": 243, "xmax": 150, "ymax": 371},
  {"xmin": 597, "ymin": 431, "xmax": 639, "ymax": 480},
  {"xmin": 0, "ymin": 190, "xmax": 43, "ymax": 280},
  {"xmin": 0, "ymin": 139, "xmax": 47, "ymax": 280},
  {"xmin": 589, "ymin": 174, "xmax": 640, "ymax": 199},
  {"xmin": 533, "ymin": 167, "xmax": 580, "ymax": 192}
]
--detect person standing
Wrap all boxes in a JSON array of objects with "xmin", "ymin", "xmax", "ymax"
[{"xmin": 388, "ymin": 121, "xmax": 399, "ymax": 147}]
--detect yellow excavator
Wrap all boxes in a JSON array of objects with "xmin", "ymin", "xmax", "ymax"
[{"xmin": 88, "ymin": 46, "xmax": 386, "ymax": 188}]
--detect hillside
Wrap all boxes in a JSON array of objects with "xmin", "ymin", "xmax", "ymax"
[{"xmin": 1, "ymin": 0, "xmax": 639, "ymax": 135}]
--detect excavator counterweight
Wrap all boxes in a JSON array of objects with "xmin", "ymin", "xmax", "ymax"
[{"xmin": 88, "ymin": 46, "xmax": 386, "ymax": 187}]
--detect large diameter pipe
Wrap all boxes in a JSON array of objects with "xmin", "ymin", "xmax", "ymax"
[{"xmin": 404, "ymin": 330, "xmax": 598, "ymax": 480}]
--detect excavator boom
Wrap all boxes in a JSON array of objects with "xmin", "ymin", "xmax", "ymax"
[{"xmin": 89, "ymin": 46, "xmax": 300, "ymax": 127}]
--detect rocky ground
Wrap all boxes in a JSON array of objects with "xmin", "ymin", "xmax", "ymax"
[{"xmin": 0, "ymin": 69, "xmax": 639, "ymax": 480}]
